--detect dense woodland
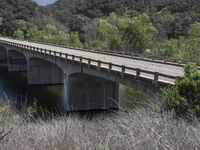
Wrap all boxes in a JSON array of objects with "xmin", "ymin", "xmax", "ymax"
[{"xmin": 0, "ymin": 0, "xmax": 200, "ymax": 63}]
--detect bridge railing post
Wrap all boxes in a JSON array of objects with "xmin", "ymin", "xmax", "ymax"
[
  {"xmin": 136, "ymin": 68, "xmax": 141, "ymax": 78},
  {"xmin": 97, "ymin": 60, "xmax": 101, "ymax": 71},
  {"xmin": 109, "ymin": 62, "xmax": 112, "ymax": 72},
  {"xmin": 65, "ymin": 54, "xmax": 68, "ymax": 59},
  {"xmin": 154, "ymin": 72, "xmax": 159, "ymax": 84},
  {"xmin": 80, "ymin": 57, "xmax": 83, "ymax": 65},
  {"xmin": 72, "ymin": 55, "xmax": 75, "ymax": 62},
  {"xmin": 121, "ymin": 65, "xmax": 126, "ymax": 77},
  {"xmin": 88, "ymin": 59, "xmax": 91, "ymax": 68}
]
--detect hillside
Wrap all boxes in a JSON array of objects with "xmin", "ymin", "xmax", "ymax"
[
  {"xmin": 1, "ymin": 0, "xmax": 199, "ymax": 38},
  {"xmin": 39, "ymin": 0, "xmax": 200, "ymax": 38},
  {"xmin": 0, "ymin": 0, "xmax": 200, "ymax": 63}
]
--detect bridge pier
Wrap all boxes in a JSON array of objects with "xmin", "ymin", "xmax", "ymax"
[
  {"xmin": 8, "ymin": 51, "xmax": 27, "ymax": 72},
  {"xmin": 63, "ymin": 73, "xmax": 119, "ymax": 111}
]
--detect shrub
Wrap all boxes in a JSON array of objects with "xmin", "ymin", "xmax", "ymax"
[{"xmin": 162, "ymin": 63, "xmax": 200, "ymax": 116}]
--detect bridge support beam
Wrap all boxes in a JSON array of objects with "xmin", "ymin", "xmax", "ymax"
[
  {"xmin": 8, "ymin": 51, "xmax": 27, "ymax": 72},
  {"xmin": 63, "ymin": 73, "xmax": 119, "ymax": 111},
  {"xmin": 28, "ymin": 58, "xmax": 63, "ymax": 85}
]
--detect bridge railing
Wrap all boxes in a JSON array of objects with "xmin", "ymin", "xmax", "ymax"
[
  {"xmin": 0, "ymin": 36, "xmax": 194, "ymax": 68},
  {"xmin": 0, "ymin": 40, "xmax": 179, "ymax": 85}
]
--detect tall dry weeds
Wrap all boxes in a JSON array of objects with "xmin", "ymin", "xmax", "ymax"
[{"xmin": 0, "ymin": 106, "xmax": 200, "ymax": 150}]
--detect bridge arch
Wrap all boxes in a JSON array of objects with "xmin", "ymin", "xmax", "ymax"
[
  {"xmin": 0, "ymin": 45, "xmax": 7, "ymax": 62},
  {"xmin": 65, "ymin": 72, "xmax": 119, "ymax": 111},
  {"xmin": 7, "ymin": 49, "xmax": 27, "ymax": 72},
  {"xmin": 28, "ymin": 57, "xmax": 64, "ymax": 85}
]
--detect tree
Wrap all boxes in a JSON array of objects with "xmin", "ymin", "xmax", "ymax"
[
  {"xmin": 69, "ymin": 32, "xmax": 82, "ymax": 47},
  {"xmin": 0, "ymin": 16, "xmax": 2, "ymax": 26},
  {"xmin": 27, "ymin": 27, "xmax": 44, "ymax": 41},
  {"xmin": 84, "ymin": 13, "xmax": 121, "ymax": 50},
  {"xmin": 185, "ymin": 22, "xmax": 200, "ymax": 64},
  {"xmin": 14, "ymin": 29, "xmax": 24, "ymax": 39},
  {"xmin": 118, "ymin": 13, "xmax": 157, "ymax": 54}
]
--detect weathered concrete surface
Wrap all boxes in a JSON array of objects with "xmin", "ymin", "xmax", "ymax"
[
  {"xmin": 8, "ymin": 50, "xmax": 27, "ymax": 72},
  {"xmin": 0, "ymin": 37, "xmax": 185, "ymax": 77},
  {"xmin": 0, "ymin": 38, "xmax": 179, "ymax": 111},
  {"xmin": 0, "ymin": 46, "xmax": 7, "ymax": 62},
  {"xmin": 28, "ymin": 58, "xmax": 63, "ymax": 85},
  {"xmin": 66, "ymin": 73, "xmax": 119, "ymax": 111}
]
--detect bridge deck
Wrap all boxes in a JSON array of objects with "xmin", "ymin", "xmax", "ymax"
[{"xmin": 0, "ymin": 37, "xmax": 185, "ymax": 84}]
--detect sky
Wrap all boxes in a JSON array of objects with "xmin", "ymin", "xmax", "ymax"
[{"xmin": 33, "ymin": 0, "xmax": 57, "ymax": 6}]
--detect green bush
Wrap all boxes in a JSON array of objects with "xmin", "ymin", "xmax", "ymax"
[{"xmin": 162, "ymin": 63, "xmax": 200, "ymax": 116}]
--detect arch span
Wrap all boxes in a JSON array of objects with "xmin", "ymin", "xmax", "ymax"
[
  {"xmin": 0, "ymin": 45, "xmax": 7, "ymax": 62},
  {"xmin": 28, "ymin": 57, "xmax": 64, "ymax": 85},
  {"xmin": 64, "ymin": 72, "xmax": 119, "ymax": 111},
  {"xmin": 8, "ymin": 50, "xmax": 27, "ymax": 72}
]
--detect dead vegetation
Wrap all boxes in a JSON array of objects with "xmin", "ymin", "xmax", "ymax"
[{"xmin": 0, "ymin": 100, "xmax": 200, "ymax": 150}]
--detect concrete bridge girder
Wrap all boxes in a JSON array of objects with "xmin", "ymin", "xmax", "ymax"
[{"xmin": 26, "ymin": 54, "xmax": 119, "ymax": 111}]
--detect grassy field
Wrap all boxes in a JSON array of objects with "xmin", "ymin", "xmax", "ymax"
[{"xmin": 1, "ymin": 98, "xmax": 200, "ymax": 150}]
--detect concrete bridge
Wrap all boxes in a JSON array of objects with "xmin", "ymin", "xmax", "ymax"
[{"xmin": 0, "ymin": 37, "xmax": 184, "ymax": 111}]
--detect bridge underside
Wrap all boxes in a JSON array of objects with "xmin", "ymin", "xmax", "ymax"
[
  {"xmin": 67, "ymin": 73, "xmax": 119, "ymax": 111},
  {"xmin": 8, "ymin": 50, "xmax": 27, "ymax": 72},
  {"xmin": 0, "ymin": 46, "xmax": 7, "ymax": 62},
  {"xmin": 28, "ymin": 58, "xmax": 64, "ymax": 85}
]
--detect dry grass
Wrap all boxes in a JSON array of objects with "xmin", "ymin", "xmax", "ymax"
[{"xmin": 0, "ymin": 103, "xmax": 200, "ymax": 150}]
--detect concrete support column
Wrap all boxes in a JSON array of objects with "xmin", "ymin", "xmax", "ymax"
[{"xmin": 62, "ymin": 73, "xmax": 70, "ymax": 111}]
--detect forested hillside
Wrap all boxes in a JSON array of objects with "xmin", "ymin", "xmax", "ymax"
[{"xmin": 0, "ymin": 0, "xmax": 200, "ymax": 63}]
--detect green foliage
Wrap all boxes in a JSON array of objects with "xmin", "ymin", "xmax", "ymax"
[
  {"xmin": 0, "ymin": 0, "xmax": 199, "ymax": 64},
  {"xmin": 161, "ymin": 39, "xmax": 178, "ymax": 57},
  {"xmin": 28, "ymin": 27, "xmax": 44, "ymax": 41},
  {"xmin": 117, "ymin": 13, "xmax": 157, "ymax": 53},
  {"xmin": 14, "ymin": 29, "xmax": 24, "ymax": 39},
  {"xmin": 162, "ymin": 63, "xmax": 200, "ymax": 116},
  {"xmin": 186, "ymin": 22, "xmax": 200, "ymax": 64},
  {"xmin": 184, "ymin": 63, "xmax": 198, "ymax": 77},
  {"xmin": 0, "ymin": 16, "xmax": 2, "ymax": 26},
  {"xmin": 188, "ymin": 22, "xmax": 200, "ymax": 39},
  {"xmin": 27, "ymin": 24, "xmax": 82, "ymax": 47},
  {"xmin": 69, "ymin": 32, "xmax": 82, "ymax": 47},
  {"xmin": 84, "ymin": 13, "xmax": 121, "ymax": 50},
  {"xmin": 85, "ymin": 13, "xmax": 156, "ymax": 53},
  {"xmin": 162, "ymin": 87, "xmax": 188, "ymax": 114},
  {"xmin": 42, "ymin": 24, "xmax": 67, "ymax": 44}
]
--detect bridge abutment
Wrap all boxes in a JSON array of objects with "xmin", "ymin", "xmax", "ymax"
[{"xmin": 63, "ymin": 73, "xmax": 119, "ymax": 111}]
